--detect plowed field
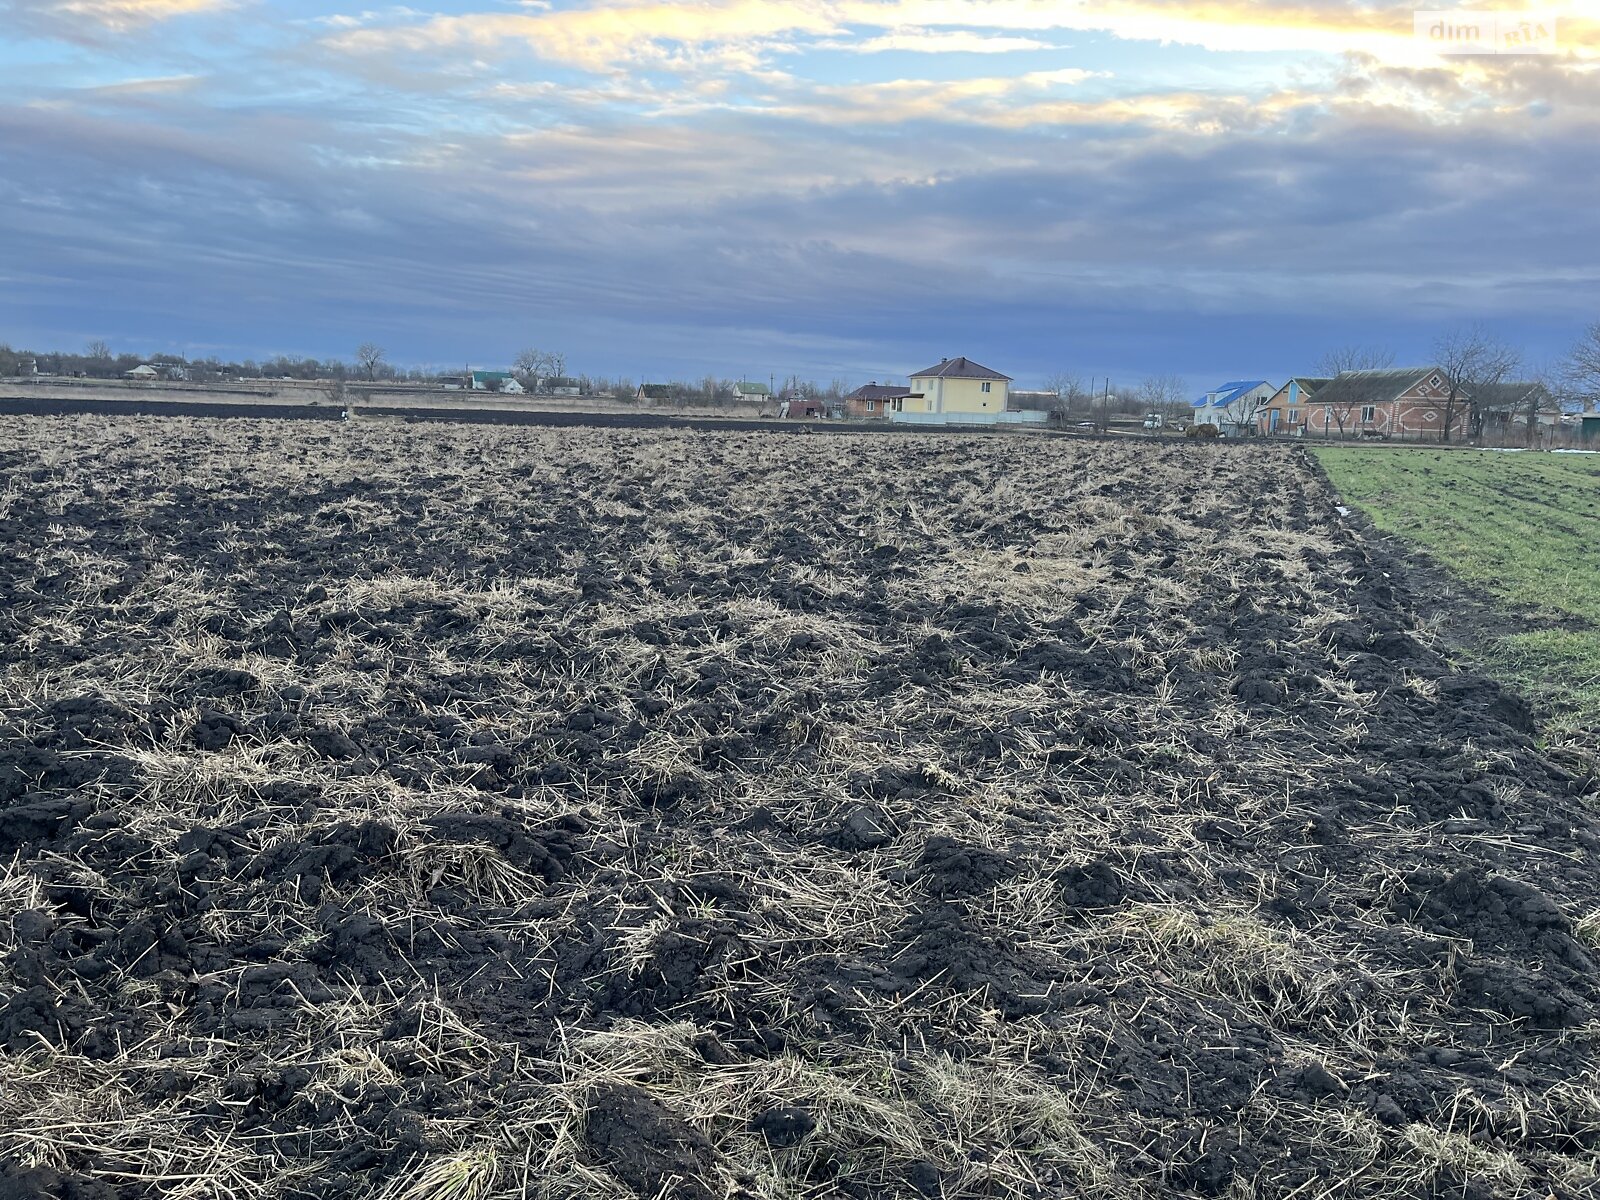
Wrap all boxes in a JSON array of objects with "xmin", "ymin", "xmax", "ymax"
[{"xmin": 2, "ymin": 418, "xmax": 1597, "ymax": 1200}]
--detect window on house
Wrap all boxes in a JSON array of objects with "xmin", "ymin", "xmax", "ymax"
[
  {"xmin": 981, "ymin": 382, "xmax": 991, "ymax": 393},
  {"xmin": 1361, "ymin": 406, "xmax": 1377, "ymax": 422},
  {"xmin": 1288, "ymin": 409, "xmax": 1299, "ymax": 423}
]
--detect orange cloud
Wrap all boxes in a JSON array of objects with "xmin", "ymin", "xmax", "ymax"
[
  {"xmin": 328, "ymin": 1, "xmax": 840, "ymax": 72},
  {"xmin": 326, "ymin": 0, "xmax": 1597, "ymax": 73}
]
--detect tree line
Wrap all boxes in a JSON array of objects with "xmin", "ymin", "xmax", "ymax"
[{"xmin": 5, "ymin": 321, "xmax": 1598, "ymax": 436}]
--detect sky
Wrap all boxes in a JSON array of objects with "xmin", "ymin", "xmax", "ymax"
[{"xmin": 0, "ymin": 0, "xmax": 1596, "ymax": 389}]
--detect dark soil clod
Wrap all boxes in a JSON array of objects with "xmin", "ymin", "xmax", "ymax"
[
  {"xmin": 1, "ymin": 423, "xmax": 1597, "ymax": 1200},
  {"xmin": 749, "ymin": 1106, "xmax": 817, "ymax": 1147}
]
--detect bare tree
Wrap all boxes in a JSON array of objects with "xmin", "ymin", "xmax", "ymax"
[
  {"xmin": 85, "ymin": 339, "xmax": 111, "ymax": 361},
  {"xmin": 513, "ymin": 350, "xmax": 539, "ymax": 390},
  {"xmin": 1563, "ymin": 321, "xmax": 1600, "ymax": 410},
  {"xmin": 1307, "ymin": 354, "xmax": 1393, "ymax": 439},
  {"xmin": 356, "ymin": 343, "xmax": 386, "ymax": 381},
  {"xmin": 1320, "ymin": 390, "xmax": 1364, "ymax": 441},
  {"xmin": 514, "ymin": 349, "xmax": 565, "ymax": 392},
  {"xmin": 1433, "ymin": 324, "xmax": 1520, "ymax": 443},
  {"xmin": 1226, "ymin": 386, "xmax": 1274, "ymax": 436},
  {"xmin": 1137, "ymin": 375, "xmax": 1186, "ymax": 406},
  {"xmin": 1316, "ymin": 344, "xmax": 1395, "ymax": 376},
  {"xmin": 1137, "ymin": 375, "xmax": 1186, "ymax": 431},
  {"xmin": 1470, "ymin": 369, "xmax": 1556, "ymax": 446},
  {"xmin": 1043, "ymin": 371, "xmax": 1091, "ymax": 415},
  {"xmin": 1524, "ymin": 365, "xmax": 1558, "ymax": 447}
]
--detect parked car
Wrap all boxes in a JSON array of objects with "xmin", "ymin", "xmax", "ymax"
[{"xmin": 1142, "ymin": 413, "xmax": 1164, "ymax": 430}]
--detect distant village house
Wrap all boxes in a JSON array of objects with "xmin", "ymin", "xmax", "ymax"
[
  {"xmin": 1473, "ymin": 381, "xmax": 1562, "ymax": 435},
  {"xmin": 843, "ymin": 382, "xmax": 911, "ymax": 419},
  {"xmin": 470, "ymin": 370, "xmax": 524, "ymax": 394},
  {"xmin": 779, "ymin": 389, "xmax": 826, "ymax": 419},
  {"xmin": 885, "ymin": 357, "xmax": 1014, "ymax": 422},
  {"xmin": 1256, "ymin": 378, "xmax": 1330, "ymax": 436},
  {"xmin": 1302, "ymin": 368, "xmax": 1466, "ymax": 440},
  {"xmin": 1192, "ymin": 381, "xmax": 1273, "ymax": 436},
  {"xmin": 636, "ymin": 383, "xmax": 674, "ymax": 403}
]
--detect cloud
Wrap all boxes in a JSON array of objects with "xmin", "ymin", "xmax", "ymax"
[
  {"xmin": 823, "ymin": 28, "xmax": 1057, "ymax": 52},
  {"xmin": 863, "ymin": 0, "xmax": 1598, "ymax": 60},
  {"xmin": 321, "ymin": 0, "xmax": 1597, "ymax": 80},
  {"xmin": 3, "ymin": 0, "xmax": 1597, "ymax": 382},
  {"xmin": 7, "ymin": 53, "xmax": 1594, "ymax": 364},
  {"xmin": 325, "ymin": 2, "xmax": 842, "ymax": 73},
  {"xmin": 2, "ymin": 0, "xmax": 232, "ymax": 36},
  {"xmin": 748, "ymin": 66, "xmax": 1139, "ymax": 127}
]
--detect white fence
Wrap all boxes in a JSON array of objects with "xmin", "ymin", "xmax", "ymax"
[{"xmin": 890, "ymin": 410, "xmax": 1049, "ymax": 427}]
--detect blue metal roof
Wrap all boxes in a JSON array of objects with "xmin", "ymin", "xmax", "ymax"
[{"xmin": 1192, "ymin": 380, "xmax": 1269, "ymax": 409}]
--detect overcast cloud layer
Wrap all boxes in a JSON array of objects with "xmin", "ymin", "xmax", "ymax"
[{"xmin": 1, "ymin": 0, "xmax": 1596, "ymax": 385}]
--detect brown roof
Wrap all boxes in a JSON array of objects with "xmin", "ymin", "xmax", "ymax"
[
  {"xmin": 1310, "ymin": 368, "xmax": 1450, "ymax": 411},
  {"xmin": 1472, "ymin": 381, "xmax": 1553, "ymax": 414},
  {"xmin": 845, "ymin": 383, "xmax": 912, "ymax": 401},
  {"xmin": 1275, "ymin": 377, "xmax": 1332, "ymax": 396},
  {"xmin": 909, "ymin": 356, "xmax": 1012, "ymax": 382}
]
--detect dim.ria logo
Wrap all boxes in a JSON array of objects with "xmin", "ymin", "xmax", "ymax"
[{"xmin": 1414, "ymin": 9, "xmax": 1560, "ymax": 52}]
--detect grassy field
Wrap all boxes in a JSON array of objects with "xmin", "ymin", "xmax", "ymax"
[{"xmin": 1315, "ymin": 446, "xmax": 1600, "ymax": 738}]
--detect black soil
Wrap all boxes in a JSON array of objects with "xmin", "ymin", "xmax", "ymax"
[{"xmin": 1, "ymin": 417, "xmax": 1598, "ymax": 1199}]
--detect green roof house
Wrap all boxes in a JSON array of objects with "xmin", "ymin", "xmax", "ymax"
[{"xmin": 470, "ymin": 370, "xmax": 524, "ymax": 394}]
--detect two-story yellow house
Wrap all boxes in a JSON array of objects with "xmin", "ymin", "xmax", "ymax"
[{"xmin": 897, "ymin": 357, "xmax": 1013, "ymax": 418}]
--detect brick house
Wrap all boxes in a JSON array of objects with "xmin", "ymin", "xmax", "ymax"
[
  {"xmin": 1256, "ymin": 377, "xmax": 1331, "ymax": 436},
  {"xmin": 779, "ymin": 391, "xmax": 826, "ymax": 419},
  {"xmin": 1303, "ymin": 368, "xmax": 1468, "ymax": 440},
  {"xmin": 843, "ymin": 382, "xmax": 911, "ymax": 419}
]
